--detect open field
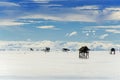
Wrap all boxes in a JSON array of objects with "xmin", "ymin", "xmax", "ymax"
[{"xmin": 0, "ymin": 51, "xmax": 120, "ymax": 80}]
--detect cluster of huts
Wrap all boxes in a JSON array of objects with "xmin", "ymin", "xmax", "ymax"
[
  {"xmin": 29, "ymin": 46, "xmax": 116, "ymax": 59},
  {"xmin": 29, "ymin": 47, "xmax": 70, "ymax": 52}
]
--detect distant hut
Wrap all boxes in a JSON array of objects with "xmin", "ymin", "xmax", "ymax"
[
  {"xmin": 42, "ymin": 47, "xmax": 50, "ymax": 52},
  {"xmin": 110, "ymin": 48, "xmax": 115, "ymax": 55},
  {"xmin": 79, "ymin": 46, "xmax": 90, "ymax": 59},
  {"xmin": 30, "ymin": 48, "xmax": 34, "ymax": 51},
  {"xmin": 62, "ymin": 48, "xmax": 70, "ymax": 52}
]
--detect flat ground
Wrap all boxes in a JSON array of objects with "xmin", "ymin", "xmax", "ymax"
[{"xmin": 0, "ymin": 51, "xmax": 120, "ymax": 80}]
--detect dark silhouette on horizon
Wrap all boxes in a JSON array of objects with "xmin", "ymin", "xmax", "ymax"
[
  {"xmin": 30, "ymin": 48, "xmax": 34, "ymax": 51},
  {"xmin": 110, "ymin": 48, "xmax": 115, "ymax": 55},
  {"xmin": 62, "ymin": 48, "xmax": 70, "ymax": 52},
  {"xmin": 42, "ymin": 47, "xmax": 50, "ymax": 52},
  {"xmin": 79, "ymin": 46, "xmax": 90, "ymax": 59}
]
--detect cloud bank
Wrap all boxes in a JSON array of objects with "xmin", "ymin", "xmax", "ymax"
[{"xmin": 0, "ymin": 40, "xmax": 119, "ymax": 51}]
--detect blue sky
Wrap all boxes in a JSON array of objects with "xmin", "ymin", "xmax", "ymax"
[{"xmin": 0, "ymin": 0, "xmax": 120, "ymax": 44}]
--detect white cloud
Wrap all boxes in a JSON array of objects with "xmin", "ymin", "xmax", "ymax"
[
  {"xmin": 106, "ymin": 29, "xmax": 120, "ymax": 34},
  {"xmin": 64, "ymin": 14, "xmax": 95, "ymax": 22},
  {"xmin": 40, "ymin": 4, "xmax": 62, "ymax": 7},
  {"xmin": 37, "ymin": 25, "xmax": 54, "ymax": 29},
  {"xmin": 32, "ymin": 0, "xmax": 50, "ymax": 3},
  {"xmin": 38, "ymin": 40, "xmax": 55, "ymax": 48},
  {"xmin": 0, "ymin": 2, "xmax": 20, "ymax": 7},
  {"xmin": 86, "ymin": 33, "xmax": 89, "ymax": 36},
  {"xmin": 82, "ymin": 30, "xmax": 96, "ymax": 36},
  {"xmin": 106, "ymin": 11, "xmax": 120, "ymax": 20},
  {"xmin": 18, "ymin": 6, "xmax": 120, "ymax": 22},
  {"xmin": 99, "ymin": 34, "xmax": 109, "ymax": 39},
  {"xmin": 0, "ymin": 20, "xmax": 25, "ymax": 26},
  {"xmin": 95, "ymin": 7, "xmax": 120, "ymax": 21},
  {"xmin": 87, "ymin": 25, "xmax": 120, "ymax": 30},
  {"xmin": 33, "ymin": 0, "xmax": 62, "ymax": 7},
  {"xmin": 0, "ymin": 40, "xmax": 119, "ymax": 51},
  {"xmin": 95, "ymin": 25, "xmax": 120, "ymax": 29},
  {"xmin": 21, "ymin": 14, "xmax": 62, "ymax": 20},
  {"xmin": 37, "ymin": 25, "xmax": 60, "ymax": 30},
  {"xmin": 19, "ymin": 5, "xmax": 104, "ymax": 22},
  {"xmin": 86, "ymin": 25, "xmax": 120, "ymax": 34},
  {"xmin": 66, "ymin": 31, "xmax": 77, "ymax": 37},
  {"xmin": 90, "ymin": 41, "xmax": 115, "ymax": 50},
  {"xmin": 21, "ymin": 13, "xmax": 95, "ymax": 22},
  {"xmin": 74, "ymin": 5, "xmax": 99, "ymax": 10},
  {"xmin": 105, "ymin": 7, "xmax": 120, "ymax": 11},
  {"xmin": 69, "ymin": 31, "xmax": 77, "ymax": 37},
  {"xmin": 102, "ymin": 7, "xmax": 120, "ymax": 20}
]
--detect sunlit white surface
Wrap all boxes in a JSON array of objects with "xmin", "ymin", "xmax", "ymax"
[{"xmin": 0, "ymin": 51, "xmax": 120, "ymax": 80}]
